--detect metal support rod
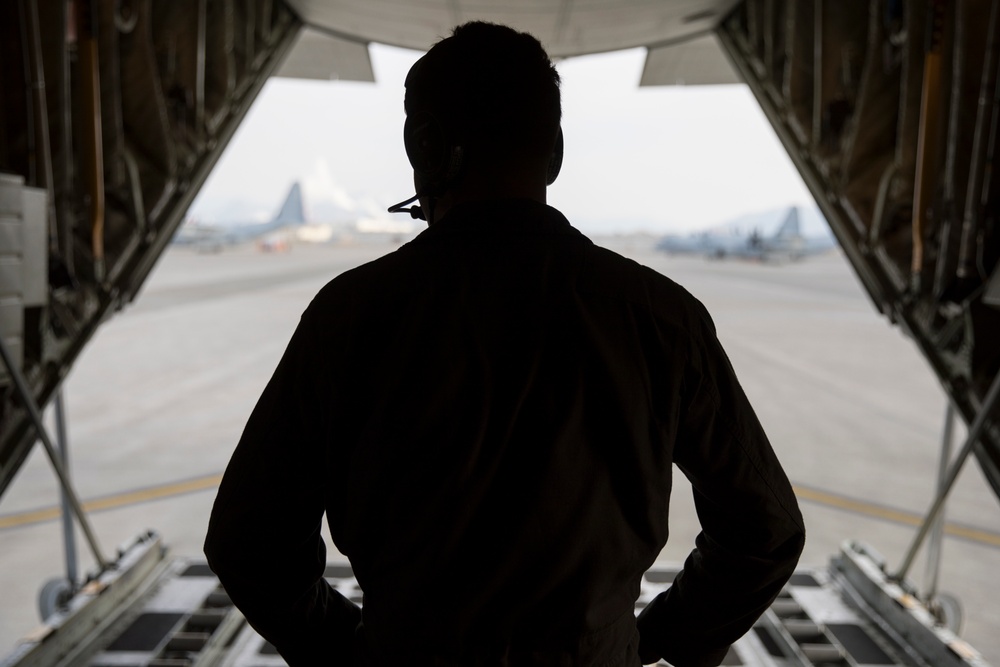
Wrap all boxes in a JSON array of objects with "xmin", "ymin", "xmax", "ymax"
[
  {"xmin": 957, "ymin": 0, "xmax": 1000, "ymax": 280},
  {"xmin": 21, "ymin": 0, "xmax": 63, "ymax": 284},
  {"xmin": 895, "ymin": 370, "xmax": 1000, "ymax": 580},
  {"xmin": 870, "ymin": 161, "xmax": 900, "ymax": 245},
  {"xmin": 77, "ymin": 0, "xmax": 106, "ymax": 282},
  {"xmin": 911, "ymin": 0, "xmax": 947, "ymax": 290},
  {"xmin": 0, "ymin": 337, "xmax": 109, "ymax": 570},
  {"xmin": 942, "ymin": 0, "xmax": 966, "ymax": 207},
  {"xmin": 811, "ymin": 0, "xmax": 823, "ymax": 149},
  {"xmin": 195, "ymin": 0, "xmax": 206, "ymax": 136},
  {"xmin": 923, "ymin": 403, "xmax": 955, "ymax": 601},
  {"xmin": 54, "ymin": 390, "xmax": 79, "ymax": 587},
  {"xmin": 16, "ymin": 0, "xmax": 38, "ymax": 187},
  {"xmin": 59, "ymin": 0, "xmax": 77, "ymax": 278},
  {"xmin": 22, "ymin": 0, "xmax": 56, "ymax": 193}
]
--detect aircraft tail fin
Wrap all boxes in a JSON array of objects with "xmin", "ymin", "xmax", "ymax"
[
  {"xmin": 272, "ymin": 182, "xmax": 305, "ymax": 225},
  {"xmin": 774, "ymin": 207, "xmax": 800, "ymax": 239}
]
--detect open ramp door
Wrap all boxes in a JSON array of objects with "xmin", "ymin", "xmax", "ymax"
[{"xmin": 715, "ymin": 1, "xmax": 1000, "ymax": 512}]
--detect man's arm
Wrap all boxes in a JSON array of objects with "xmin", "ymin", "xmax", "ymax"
[
  {"xmin": 204, "ymin": 311, "xmax": 361, "ymax": 665},
  {"xmin": 637, "ymin": 307, "xmax": 806, "ymax": 667}
]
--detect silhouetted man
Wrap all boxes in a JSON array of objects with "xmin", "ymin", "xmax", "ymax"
[{"xmin": 205, "ymin": 21, "xmax": 805, "ymax": 667}]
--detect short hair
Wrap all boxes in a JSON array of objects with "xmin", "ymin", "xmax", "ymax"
[{"xmin": 404, "ymin": 22, "xmax": 562, "ymax": 166}]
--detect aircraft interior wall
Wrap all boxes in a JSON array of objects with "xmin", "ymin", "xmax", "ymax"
[{"xmin": 0, "ymin": 0, "xmax": 303, "ymax": 497}]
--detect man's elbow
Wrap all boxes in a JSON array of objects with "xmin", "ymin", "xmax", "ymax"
[
  {"xmin": 792, "ymin": 524, "xmax": 806, "ymax": 554},
  {"xmin": 777, "ymin": 522, "xmax": 806, "ymax": 578},
  {"xmin": 776, "ymin": 494, "xmax": 807, "ymax": 567},
  {"xmin": 203, "ymin": 515, "xmax": 242, "ymax": 589}
]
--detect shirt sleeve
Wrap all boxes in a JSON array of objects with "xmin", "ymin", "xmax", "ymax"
[
  {"xmin": 204, "ymin": 308, "xmax": 361, "ymax": 665},
  {"xmin": 636, "ymin": 304, "xmax": 806, "ymax": 667}
]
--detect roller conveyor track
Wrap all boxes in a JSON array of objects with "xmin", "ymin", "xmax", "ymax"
[{"xmin": 1, "ymin": 536, "xmax": 990, "ymax": 667}]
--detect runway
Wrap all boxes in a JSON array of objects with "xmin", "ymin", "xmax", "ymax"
[{"xmin": 1, "ymin": 236, "xmax": 998, "ymax": 664}]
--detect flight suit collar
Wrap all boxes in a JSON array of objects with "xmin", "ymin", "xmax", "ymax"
[{"xmin": 410, "ymin": 198, "xmax": 584, "ymax": 242}]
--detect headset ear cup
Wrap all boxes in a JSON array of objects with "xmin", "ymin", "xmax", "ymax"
[
  {"xmin": 444, "ymin": 145, "xmax": 465, "ymax": 186},
  {"xmin": 546, "ymin": 127, "xmax": 564, "ymax": 186},
  {"xmin": 404, "ymin": 112, "xmax": 448, "ymax": 181}
]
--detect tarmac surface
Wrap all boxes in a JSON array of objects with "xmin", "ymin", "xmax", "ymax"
[{"xmin": 1, "ymin": 236, "xmax": 999, "ymax": 664}]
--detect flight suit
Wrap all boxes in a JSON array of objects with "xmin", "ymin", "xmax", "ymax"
[{"xmin": 205, "ymin": 198, "xmax": 805, "ymax": 667}]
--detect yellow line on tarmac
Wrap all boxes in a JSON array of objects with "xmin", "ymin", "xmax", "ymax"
[
  {"xmin": 0, "ymin": 506, "xmax": 62, "ymax": 529},
  {"xmin": 2, "ymin": 475, "xmax": 999, "ymax": 549},
  {"xmin": 0, "ymin": 473, "xmax": 223, "ymax": 530},
  {"xmin": 793, "ymin": 485, "xmax": 924, "ymax": 527},
  {"xmin": 793, "ymin": 484, "xmax": 1000, "ymax": 548}
]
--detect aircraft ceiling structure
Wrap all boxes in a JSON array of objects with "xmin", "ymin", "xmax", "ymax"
[
  {"xmin": 284, "ymin": 0, "xmax": 742, "ymax": 59},
  {"xmin": 0, "ymin": 0, "xmax": 998, "ymax": 529}
]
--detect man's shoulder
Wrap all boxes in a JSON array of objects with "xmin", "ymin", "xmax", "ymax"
[
  {"xmin": 580, "ymin": 243, "xmax": 710, "ymax": 323},
  {"xmin": 309, "ymin": 244, "xmax": 422, "ymax": 308}
]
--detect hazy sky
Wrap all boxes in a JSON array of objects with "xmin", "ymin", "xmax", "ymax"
[{"xmin": 189, "ymin": 43, "xmax": 817, "ymax": 235}]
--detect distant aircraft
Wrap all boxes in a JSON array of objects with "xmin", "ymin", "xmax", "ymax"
[
  {"xmin": 656, "ymin": 207, "xmax": 836, "ymax": 261},
  {"xmin": 174, "ymin": 182, "xmax": 307, "ymax": 251}
]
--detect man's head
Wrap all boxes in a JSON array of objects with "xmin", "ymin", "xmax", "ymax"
[{"xmin": 402, "ymin": 22, "xmax": 562, "ymax": 219}]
